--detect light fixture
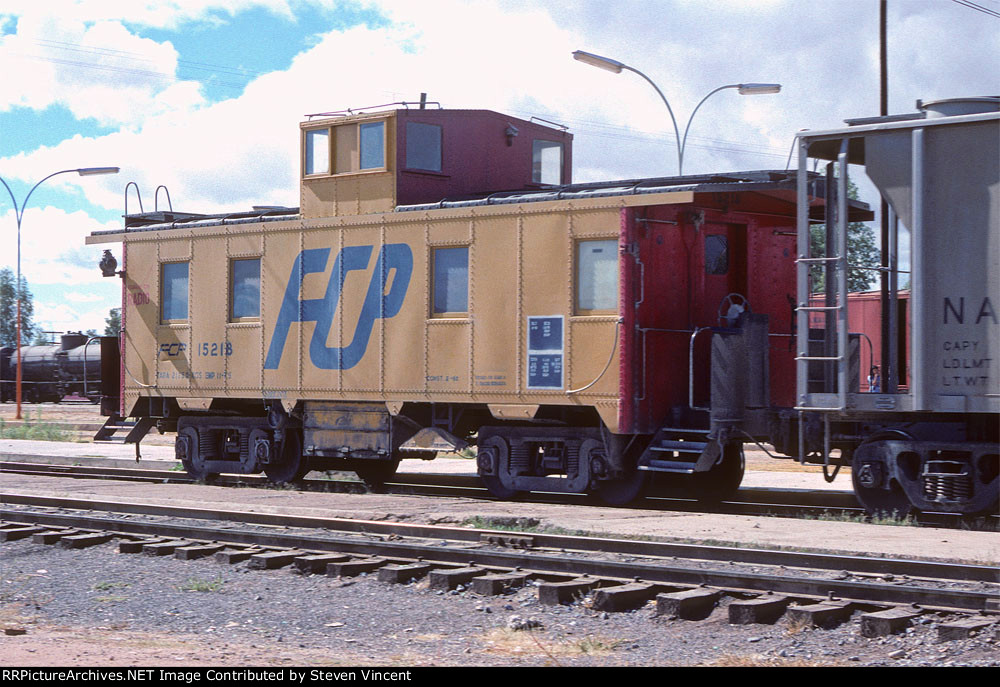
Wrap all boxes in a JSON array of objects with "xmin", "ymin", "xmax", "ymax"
[
  {"xmin": 77, "ymin": 167, "xmax": 121, "ymax": 176},
  {"xmin": 572, "ymin": 50, "xmax": 625, "ymax": 74},
  {"xmin": 573, "ymin": 49, "xmax": 782, "ymax": 175},
  {"xmin": 737, "ymin": 83, "xmax": 782, "ymax": 95}
]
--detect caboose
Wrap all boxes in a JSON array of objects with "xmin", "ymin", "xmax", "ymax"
[{"xmin": 87, "ymin": 98, "xmax": 997, "ymax": 516}]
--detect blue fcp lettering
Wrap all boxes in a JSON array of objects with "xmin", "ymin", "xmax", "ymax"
[{"xmin": 264, "ymin": 243, "xmax": 412, "ymax": 370}]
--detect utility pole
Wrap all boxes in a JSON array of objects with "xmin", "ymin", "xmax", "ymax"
[{"xmin": 879, "ymin": 0, "xmax": 894, "ymax": 392}]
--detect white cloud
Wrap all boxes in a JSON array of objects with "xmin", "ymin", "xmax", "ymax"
[
  {"xmin": 33, "ymin": 298, "xmax": 114, "ymax": 334},
  {"xmin": 0, "ymin": 206, "xmax": 120, "ymax": 285},
  {"xmin": 64, "ymin": 292, "xmax": 103, "ymax": 302},
  {"xmin": 0, "ymin": 14, "xmax": 207, "ymax": 127},
  {"xmin": 2, "ymin": 0, "xmax": 999, "ymax": 227}
]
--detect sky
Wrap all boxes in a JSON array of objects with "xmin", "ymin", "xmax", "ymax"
[{"xmin": 1, "ymin": 0, "xmax": 998, "ymax": 336}]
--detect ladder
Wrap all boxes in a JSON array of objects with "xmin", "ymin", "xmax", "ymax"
[{"xmin": 795, "ymin": 138, "xmax": 850, "ymax": 411}]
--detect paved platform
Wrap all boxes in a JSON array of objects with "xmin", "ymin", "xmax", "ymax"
[
  {"xmin": 2, "ymin": 438, "xmax": 997, "ymax": 565},
  {"xmin": 0, "ymin": 438, "xmax": 849, "ymax": 492}
]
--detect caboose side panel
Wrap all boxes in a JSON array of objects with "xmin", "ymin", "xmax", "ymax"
[{"xmin": 117, "ymin": 200, "xmax": 639, "ymax": 430}]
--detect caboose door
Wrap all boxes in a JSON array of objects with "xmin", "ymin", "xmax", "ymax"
[
  {"xmin": 699, "ymin": 223, "xmax": 748, "ymax": 323},
  {"xmin": 689, "ymin": 223, "xmax": 748, "ymax": 408}
]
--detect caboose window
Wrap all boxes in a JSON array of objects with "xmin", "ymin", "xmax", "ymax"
[
  {"xmin": 230, "ymin": 258, "xmax": 261, "ymax": 321},
  {"xmin": 305, "ymin": 128, "xmax": 330, "ymax": 175},
  {"xmin": 576, "ymin": 239, "xmax": 618, "ymax": 313},
  {"xmin": 161, "ymin": 262, "xmax": 189, "ymax": 323},
  {"xmin": 705, "ymin": 234, "xmax": 729, "ymax": 275},
  {"xmin": 432, "ymin": 246, "xmax": 469, "ymax": 316},
  {"xmin": 406, "ymin": 122, "xmax": 442, "ymax": 172},
  {"xmin": 360, "ymin": 121, "xmax": 385, "ymax": 170},
  {"xmin": 532, "ymin": 140, "xmax": 563, "ymax": 185}
]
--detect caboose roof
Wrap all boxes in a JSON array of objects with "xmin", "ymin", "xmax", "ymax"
[
  {"xmin": 396, "ymin": 169, "xmax": 872, "ymax": 221},
  {"xmin": 87, "ymin": 169, "xmax": 870, "ymax": 241}
]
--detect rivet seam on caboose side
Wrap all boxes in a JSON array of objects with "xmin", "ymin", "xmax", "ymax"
[
  {"xmin": 516, "ymin": 211, "xmax": 524, "ymax": 396},
  {"xmin": 468, "ymin": 211, "xmax": 476, "ymax": 397},
  {"xmin": 566, "ymin": 208, "xmax": 575, "ymax": 395}
]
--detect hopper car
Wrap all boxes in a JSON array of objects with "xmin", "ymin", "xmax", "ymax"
[{"xmin": 84, "ymin": 97, "xmax": 998, "ymax": 516}]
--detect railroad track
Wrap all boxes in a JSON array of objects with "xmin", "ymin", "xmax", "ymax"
[
  {"xmin": 1, "ymin": 495, "xmax": 997, "ymax": 641},
  {"xmin": 2, "ymin": 460, "xmax": 994, "ymax": 530}
]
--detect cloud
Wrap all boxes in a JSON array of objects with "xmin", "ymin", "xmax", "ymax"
[
  {"xmin": 2, "ymin": 0, "xmax": 998, "ymax": 229},
  {"xmin": 64, "ymin": 291, "xmax": 103, "ymax": 302},
  {"xmin": 0, "ymin": 205, "xmax": 120, "ymax": 285},
  {"xmin": 0, "ymin": 14, "xmax": 208, "ymax": 127}
]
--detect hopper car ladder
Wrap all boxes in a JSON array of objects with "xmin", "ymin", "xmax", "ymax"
[{"xmin": 795, "ymin": 138, "xmax": 851, "ymax": 413}]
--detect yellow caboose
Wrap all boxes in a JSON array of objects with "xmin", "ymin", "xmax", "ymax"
[{"xmin": 89, "ymin": 103, "xmax": 861, "ymax": 503}]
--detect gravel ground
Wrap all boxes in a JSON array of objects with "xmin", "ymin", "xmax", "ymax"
[
  {"xmin": 2, "ymin": 403, "xmax": 997, "ymax": 667},
  {"xmin": 2, "ymin": 537, "xmax": 998, "ymax": 667}
]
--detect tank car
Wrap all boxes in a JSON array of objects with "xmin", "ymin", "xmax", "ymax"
[{"xmin": 0, "ymin": 333, "xmax": 105, "ymax": 403}]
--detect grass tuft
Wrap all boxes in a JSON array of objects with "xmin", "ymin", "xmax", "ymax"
[
  {"xmin": 0, "ymin": 411, "xmax": 72, "ymax": 441},
  {"xmin": 706, "ymin": 653, "xmax": 844, "ymax": 667},
  {"xmin": 178, "ymin": 576, "xmax": 224, "ymax": 593},
  {"xmin": 804, "ymin": 511, "xmax": 918, "ymax": 527}
]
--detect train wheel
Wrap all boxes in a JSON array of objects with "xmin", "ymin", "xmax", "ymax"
[
  {"xmin": 264, "ymin": 429, "xmax": 309, "ymax": 484},
  {"xmin": 355, "ymin": 455, "xmax": 401, "ymax": 491},
  {"xmin": 477, "ymin": 435, "xmax": 523, "ymax": 500},
  {"xmin": 592, "ymin": 438, "xmax": 646, "ymax": 505},
  {"xmin": 597, "ymin": 470, "xmax": 647, "ymax": 505},
  {"xmin": 851, "ymin": 453, "xmax": 915, "ymax": 519},
  {"xmin": 690, "ymin": 443, "xmax": 745, "ymax": 502},
  {"xmin": 177, "ymin": 426, "xmax": 217, "ymax": 482}
]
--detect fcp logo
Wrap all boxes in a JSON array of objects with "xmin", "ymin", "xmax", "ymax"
[{"xmin": 264, "ymin": 243, "xmax": 413, "ymax": 370}]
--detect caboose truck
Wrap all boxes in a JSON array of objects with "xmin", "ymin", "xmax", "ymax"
[
  {"xmin": 787, "ymin": 97, "xmax": 999, "ymax": 516},
  {"xmin": 85, "ymin": 98, "xmax": 996, "ymax": 514}
]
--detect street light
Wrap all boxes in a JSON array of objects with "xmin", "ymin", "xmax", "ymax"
[
  {"xmin": 0, "ymin": 166, "xmax": 119, "ymax": 419},
  {"xmin": 572, "ymin": 50, "xmax": 781, "ymax": 175}
]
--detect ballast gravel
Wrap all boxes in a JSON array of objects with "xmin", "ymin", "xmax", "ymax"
[{"xmin": 1, "ymin": 538, "xmax": 997, "ymax": 667}]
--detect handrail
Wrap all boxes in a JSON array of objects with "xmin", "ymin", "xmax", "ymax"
[
  {"xmin": 124, "ymin": 181, "xmax": 143, "ymax": 218},
  {"xmin": 688, "ymin": 327, "xmax": 713, "ymax": 411}
]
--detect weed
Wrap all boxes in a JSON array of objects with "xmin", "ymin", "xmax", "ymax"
[
  {"xmin": 575, "ymin": 635, "xmax": 627, "ymax": 655},
  {"xmin": 461, "ymin": 516, "xmax": 590, "ymax": 538},
  {"xmin": 178, "ymin": 576, "xmax": 224, "ymax": 592},
  {"xmin": 706, "ymin": 653, "xmax": 842, "ymax": 667},
  {"xmin": 0, "ymin": 411, "xmax": 71, "ymax": 441},
  {"xmin": 94, "ymin": 595, "xmax": 128, "ymax": 603},
  {"xmin": 784, "ymin": 613, "xmax": 813, "ymax": 635},
  {"xmin": 92, "ymin": 581, "xmax": 129, "ymax": 591},
  {"xmin": 804, "ymin": 511, "xmax": 917, "ymax": 527}
]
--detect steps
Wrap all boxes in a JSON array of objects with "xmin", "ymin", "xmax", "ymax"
[
  {"xmin": 639, "ymin": 427, "xmax": 711, "ymax": 474},
  {"xmin": 93, "ymin": 414, "xmax": 155, "ymax": 445}
]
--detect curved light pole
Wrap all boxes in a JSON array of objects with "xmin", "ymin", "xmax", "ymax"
[
  {"xmin": 572, "ymin": 50, "xmax": 780, "ymax": 175},
  {"xmin": 0, "ymin": 167, "xmax": 119, "ymax": 419}
]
